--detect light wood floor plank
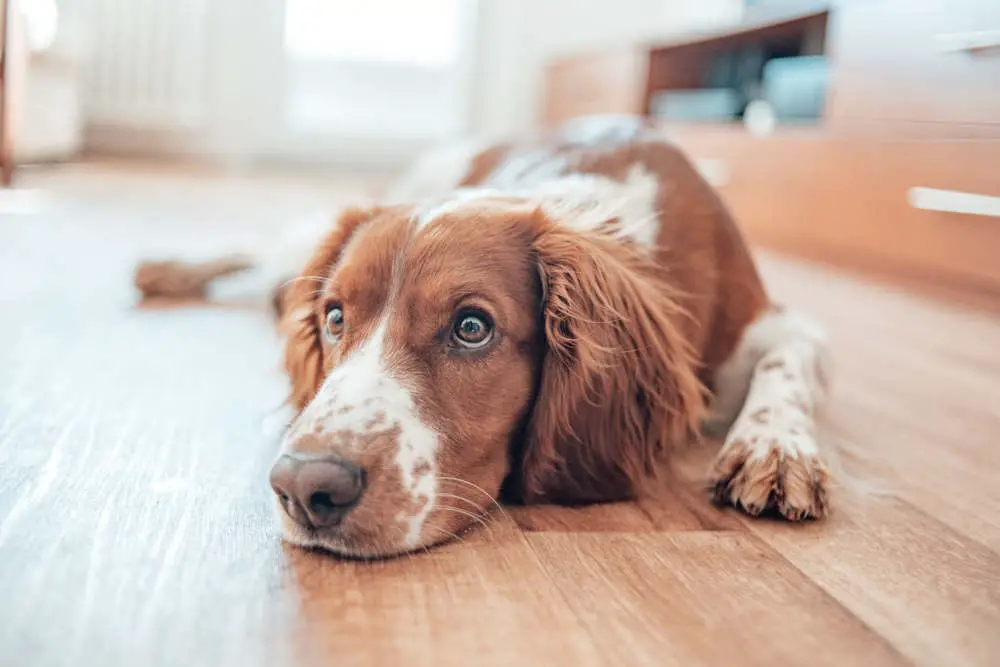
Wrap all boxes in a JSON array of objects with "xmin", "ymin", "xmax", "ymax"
[
  {"xmin": 526, "ymin": 531, "xmax": 912, "ymax": 667},
  {"xmin": 741, "ymin": 494, "xmax": 1000, "ymax": 667},
  {"xmin": 1, "ymin": 166, "xmax": 997, "ymax": 666}
]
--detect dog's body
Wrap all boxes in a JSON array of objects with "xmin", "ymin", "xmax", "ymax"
[{"xmin": 139, "ymin": 116, "xmax": 832, "ymax": 558}]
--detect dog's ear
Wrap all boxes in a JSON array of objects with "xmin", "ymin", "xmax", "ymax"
[
  {"xmin": 517, "ymin": 220, "xmax": 707, "ymax": 503},
  {"xmin": 279, "ymin": 207, "xmax": 374, "ymax": 411}
]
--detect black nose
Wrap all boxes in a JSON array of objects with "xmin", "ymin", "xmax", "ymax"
[{"xmin": 269, "ymin": 453, "xmax": 366, "ymax": 529}]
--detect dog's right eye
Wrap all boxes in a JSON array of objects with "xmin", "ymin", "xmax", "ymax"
[{"xmin": 324, "ymin": 304, "xmax": 345, "ymax": 343}]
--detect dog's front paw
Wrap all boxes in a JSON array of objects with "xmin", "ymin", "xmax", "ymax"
[{"xmin": 708, "ymin": 435, "xmax": 829, "ymax": 521}]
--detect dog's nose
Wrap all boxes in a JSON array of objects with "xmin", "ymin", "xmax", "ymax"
[{"xmin": 269, "ymin": 453, "xmax": 366, "ymax": 529}]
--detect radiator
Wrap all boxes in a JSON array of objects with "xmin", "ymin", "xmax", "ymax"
[{"xmin": 82, "ymin": 0, "xmax": 209, "ymax": 129}]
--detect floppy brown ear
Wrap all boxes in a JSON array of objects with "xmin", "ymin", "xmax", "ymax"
[
  {"xmin": 279, "ymin": 207, "xmax": 373, "ymax": 411},
  {"xmin": 518, "ymin": 221, "xmax": 707, "ymax": 504}
]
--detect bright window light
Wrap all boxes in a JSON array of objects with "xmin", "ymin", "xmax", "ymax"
[
  {"xmin": 21, "ymin": 0, "xmax": 59, "ymax": 53},
  {"xmin": 284, "ymin": 0, "xmax": 462, "ymax": 67}
]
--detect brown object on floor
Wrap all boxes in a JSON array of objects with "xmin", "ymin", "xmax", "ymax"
[
  {"xmin": 134, "ymin": 255, "xmax": 255, "ymax": 300},
  {"xmin": 1, "ymin": 168, "xmax": 998, "ymax": 667}
]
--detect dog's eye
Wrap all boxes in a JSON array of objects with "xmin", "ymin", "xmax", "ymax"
[
  {"xmin": 324, "ymin": 304, "xmax": 345, "ymax": 343},
  {"xmin": 452, "ymin": 311, "xmax": 493, "ymax": 349}
]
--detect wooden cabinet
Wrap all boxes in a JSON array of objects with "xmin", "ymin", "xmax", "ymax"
[
  {"xmin": 828, "ymin": 0, "xmax": 1000, "ymax": 129},
  {"xmin": 542, "ymin": 49, "xmax": 648, "ymax": 126},
  {"xmin": 669, "ymin": 129, "xmax": 1000, "ymax": 293},
  {"xmin": 543, "ymin": 0, "xmax": 1000, "ymax": 302}
]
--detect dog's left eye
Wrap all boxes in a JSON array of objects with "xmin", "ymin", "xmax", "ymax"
[
  {"xmin": 324, "ymin": 304, "xmax": 345, "ymax": 343},
  {"xmin": 452, "ymin": 311, "xmax": 493, "ymax": 349}
]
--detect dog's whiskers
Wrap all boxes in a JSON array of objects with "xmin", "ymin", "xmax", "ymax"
[
  {"xmin": 437, "ymin": 476, "xmax": 513, "ymax": 524},
  {"xmin": 433, "ymin": 505, "xmax": 494, "ymax": 533},
  {"xmin": 436, "ymin": 492, "xmax": 482, "ymax": 509},
  {"xmin": 421, "ymin": 524, "xmax": 467, "ymax": 546},
  {"xmin": 279, "ymin": 275, "xmax": 328, "ymax": 290}
]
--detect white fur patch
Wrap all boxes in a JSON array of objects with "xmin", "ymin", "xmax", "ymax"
[
  {"xmin": 726, "ymin": 345, "xmax": 822, "ymax": 462},
  {"xmin": 486, "ymin": 149, "xmax": 569, "ymax": 189},
  {"xmin": 414, "ymin": 187, "xmax": 519, "ymax": 229},
  {"xmin": 379, "ymin": 138, "xmax": 489, "ymax": 206},
  {"xmin": 531, "ymin": 164, "xmax": 661, "ymax": 247},
  {"xmin": 707, "ymin": 309, "xmax": 828, "ymax": 434},
  {"xmin": 282, "ymin": 318, "xmax": 440, "ymax": 548},
  {"xmin": 415, "ymin": 163, "xmax": 663, "ymax": 249},
  {"xmin": 711, "ymin": 309, "xmax": 830, "ymax": 462}
]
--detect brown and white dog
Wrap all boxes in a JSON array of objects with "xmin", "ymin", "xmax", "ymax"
[{"xmin": 138, "ymin": 116, "xmax": 831, "ymax": 558}]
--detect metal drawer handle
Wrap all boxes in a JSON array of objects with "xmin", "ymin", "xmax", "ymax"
[
  {"xmin": 934, "ymin": 30, "xmax": 1000, "ymax": 54},
  {"xmin": 908, "ymin": 187, "xmax": 1000, "ymax": 218}
]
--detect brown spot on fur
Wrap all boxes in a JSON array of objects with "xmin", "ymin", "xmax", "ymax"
[
  {"xmin": 761, "ymin": 359, "xmax": 786, "ymax": 372},
  {"xmin": 750, "ymin": 407, "xmax": 771, "ymax": 424},
  {"xmin": 790, "ymin": 396, "xmax": 811, "ymax": 415},
  {"xmin": 364, "ymin": 412, "xmax": 388, "ymax": 430},
  {"xmin": 413, "ymin": 460, "xmax": 432, "ymax": 477}
]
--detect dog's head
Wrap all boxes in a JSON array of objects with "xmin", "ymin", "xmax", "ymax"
[{"xmin": 270, "ymin": 197, "xmax": 704, "ymax": 558}]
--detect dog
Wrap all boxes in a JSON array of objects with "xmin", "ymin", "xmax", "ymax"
[{"xmin": 136, "ymin": 115, "xmax": 831, "ymax": 558}]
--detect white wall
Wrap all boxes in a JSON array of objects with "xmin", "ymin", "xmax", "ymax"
[
  {"xmin": 13, "ymin": 0, "xmax": 86, "ymax": 162},
  {"xmin": 470, "ymin": 0, "xmax": 745, "ymax": 137},
  {"xmin": 75, "ymin": 0, "xmax": 743, "ymax": 164},
  {"xmin": 78, "ymin": 0, "xmax": 477, "ymax": 166}
]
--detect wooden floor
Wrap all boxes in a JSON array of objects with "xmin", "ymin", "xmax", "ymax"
[{"xmin": 1, "ymin": 164, "xmax": 998, "ymax": 667}]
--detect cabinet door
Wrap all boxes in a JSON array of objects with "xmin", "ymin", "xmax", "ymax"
[
  {"xmin": 828, "ymin": 0, "xmax": 1000, "ymax": 127},
  {"xmin": 669, "ymin": 127, "xmax": 1000, "ymax": 293},
  {"xmin": 543, "ymin": 50, "xmax": 648, "ymax": 127}
]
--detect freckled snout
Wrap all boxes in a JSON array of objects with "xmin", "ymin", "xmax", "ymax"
[{"xmin": 269, "ymin": 453, "xmax": 366, "ymax": 529}]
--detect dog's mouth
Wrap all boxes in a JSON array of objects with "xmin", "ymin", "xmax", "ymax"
[{"xmin": 272, "ymin": 495, "xmax": 480, "ymax": 559}]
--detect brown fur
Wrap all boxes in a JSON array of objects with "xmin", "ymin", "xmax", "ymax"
[
  {"xmin": 280, "ymin": 206, "xmax": 545, "ymax": 546},
  {"xmin": 709, "ymin": 443, "xmax": 829, "ymax": 520},
  {"xmin": 281, "ymin": 207, "xmax": 376, "ymax": 410},
  {"xmin": 280, "ymin": 129, "xmax": 769, "ymax": 510},
  {"xmin": 516, "ymin": 213, "xmax": 707, "ymax": 503},
  {"xmin": 276, "ymin": 121, "xmax": 789, "ymax": 553},
  {"xmin": 280, "ymin": 200, "xmax": 711, "ymax": 512}
]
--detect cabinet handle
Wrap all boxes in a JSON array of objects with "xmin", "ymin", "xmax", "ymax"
[
  {"xmin": 908, "ymin": 187, "xmax": 1000, "ymax": 218},
  {"xmin": 934, "ymin": 30, "xmax": 1000, "ymax": 55}
]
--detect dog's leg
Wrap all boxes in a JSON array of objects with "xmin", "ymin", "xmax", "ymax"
[
  {"xmin": 134, "ymin": 255, "xmax": 255, "ymax": 299},
  {"xmin": 131, "ymin": 211, "xmax": 337, "ymax": 315},
  {"xmin": 707, "ymin": 308, "xmax": 831, "ymax": 520}
]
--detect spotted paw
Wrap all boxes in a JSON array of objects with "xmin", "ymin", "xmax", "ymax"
[{"xmin": 708, "ymin": 437, "xmax": 829, "ymax": 520}]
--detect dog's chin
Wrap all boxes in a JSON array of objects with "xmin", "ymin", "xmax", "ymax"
[{"xmin": 273, "ymin": 504, "xmax": 450, "ymax": 560}]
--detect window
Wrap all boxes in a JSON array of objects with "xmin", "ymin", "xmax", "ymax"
[{"xmin": 283, "ymin": 0, "xmax": 462, "ymax": 68}]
